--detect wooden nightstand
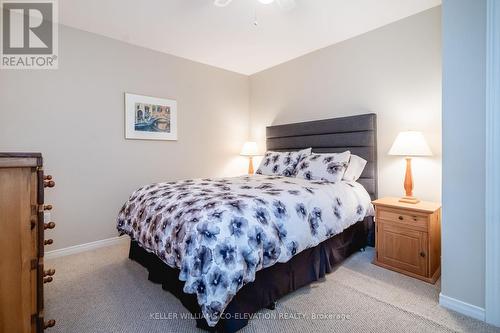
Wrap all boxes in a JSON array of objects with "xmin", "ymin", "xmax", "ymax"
[{"xmin": 372, "ymin": 197, "xmax": 441, "ymax": 284}]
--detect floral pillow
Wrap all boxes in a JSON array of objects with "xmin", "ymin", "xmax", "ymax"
[
  {"xmin": 256, "ymin": 148, "xmax": 312, "ymax": 177},
  {"xmin": 295, "ymin": 151, "xmax": 351, "ymax": 183}
]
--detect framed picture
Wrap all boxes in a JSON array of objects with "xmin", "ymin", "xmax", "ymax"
[{"xmin": 125, "ymin": 93, "xmax": 177, "ymax": 141}]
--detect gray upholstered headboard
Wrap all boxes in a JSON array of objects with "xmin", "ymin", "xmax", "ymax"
[{"xmin": 266, "ymin": 113, "xmax": 378, "ymax": 200}]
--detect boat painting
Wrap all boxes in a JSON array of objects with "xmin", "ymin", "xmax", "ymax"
[
  {"xmin": 134, "ymin": 103, "xmax": 171, "ymax": 133},
  {"xmin": 125, "ymin": 93, "xmax": 177, "ymax": 141}
]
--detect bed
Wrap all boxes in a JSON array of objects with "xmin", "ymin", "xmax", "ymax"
[{"xmin": 118, "ymin": 113, "xmax": 378, "ymax": 333}]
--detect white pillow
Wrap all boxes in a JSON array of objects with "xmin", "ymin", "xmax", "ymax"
[
  {"xmin": 256, "ymin": 148, "xmax": 312, "ymax": 177},
  {"xmin": 295, "ymin": 151, "xmax": 351, "ymax": 183},
  {"xmin": 343, "ymin": 154, "xmax": 368, "ymax": 182}
]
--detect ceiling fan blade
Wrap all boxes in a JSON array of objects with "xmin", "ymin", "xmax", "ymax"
[
  {"xmin": 214, "ymin": 0, "xmax": 233, "ymax": 7},
  {"xmin": 276, "ymin": 0, "xmax": 296, "ymax": 10}
]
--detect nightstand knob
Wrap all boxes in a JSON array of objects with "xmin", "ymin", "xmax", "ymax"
[
  {"xmin": 420, "ymin": 251, "xmax": 426, "ymax": 257},
  {"xmin": 398, "ymin": 216, "xmax": 404, "ymax": 220}
]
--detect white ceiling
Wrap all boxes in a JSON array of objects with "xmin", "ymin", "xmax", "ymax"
[{"xmin": 60, "ymin": 0, "xmax": 441, "ymax": 75}]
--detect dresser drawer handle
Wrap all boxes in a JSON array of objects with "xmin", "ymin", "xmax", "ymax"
[
  {"xmin": 44, "ymin": 204, "xmax": 53, "ymax": 211},
  {"xmin": 44, "ymin": 239, "xmax": 54, "ymax": 245},
  {"xmin": 44, "ymin": 222, "xmax": 56, "ymax": 230},
  {"xmin": 398, "ymin": 216, "xmax": 404, "ymax": 220},
  {"xmin": 420, "ymin": 251, "xmax": 426, "ymax": 258},
  {"xmin": 43, "ymin": 175, "xmax": 53, "ymax": 181},
  {"xmin": 43, "ymin": 276, "xmax": 53, "ymax": 283},
  {"xmin": 44, "ymin": 268, "xmax": 56, "ymax": 277},
  {"xmin": 44, "ymin": 319, "xmax": 56, "ymax": 329},
  {"xmin": 44, "ymin": 180, "xmax": 55, "ymax": 188}
]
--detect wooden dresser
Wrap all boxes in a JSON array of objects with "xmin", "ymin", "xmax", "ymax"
[
  {"xmin": 0, "ymin": 153, "xmax": 56, "ymax": 333},
  {"xmin": 372, "ymin": 197, "xmax": 441, "ymax": 284}
]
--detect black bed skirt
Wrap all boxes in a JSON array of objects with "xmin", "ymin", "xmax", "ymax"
[{"xmin": 128, "ymin": 217, "xmax": 373, "ymax": 333}]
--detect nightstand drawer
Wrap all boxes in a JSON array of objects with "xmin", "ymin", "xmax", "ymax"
[{"xmin": 378, "ymin": 208, "xmax": 428, "ymax": 230}]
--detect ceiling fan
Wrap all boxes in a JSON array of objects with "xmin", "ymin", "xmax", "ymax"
[{"xmin": 214, "ymin": 0, "xmax": 296, "ymax": 11}]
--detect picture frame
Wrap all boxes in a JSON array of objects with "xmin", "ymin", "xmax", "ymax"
[{"xmin": 125, "ymin": 93, "xmax": 178, "ymax": 141}]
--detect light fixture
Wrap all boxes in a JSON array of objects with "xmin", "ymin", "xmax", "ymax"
[
  {"xmin": 389, "ymin": 131, "xmax": 432, "ymax": 204},
  {"xmin": 240, "ymin": 142, "xmax": 259, "ymax": 175},
  {"xmin": 213, "ymin": 0, "xmax": 232, "ymax": 6},
  {"xmin": 214, "ymin": 0, "xmax": 295, "ymax": 27},
  {"xmin": 214, "ymin": 0, "xmax": 296, "ymax": 10}
]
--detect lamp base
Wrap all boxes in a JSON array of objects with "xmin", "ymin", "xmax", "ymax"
[
  {"xmin": 400, "ymin": 158, "xmax": 419, "ymax": 204},
  {"xmin": 399, "ymin": 196, "xmax": 420, "ymax": 204},
  {"xmin": 248, "ymin": 157, "xmax": 254, "ymax": 175}
]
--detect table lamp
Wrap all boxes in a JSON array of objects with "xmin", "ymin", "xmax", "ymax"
[
  {"xmin": 240, "ymin": 142, "xmax": 259, "ymax": 174},
  {"xmin": 389, "ymin": 131, "xmax": 432, "ymax": 204}
]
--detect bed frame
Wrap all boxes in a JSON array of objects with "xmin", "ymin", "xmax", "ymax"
[{"xmin": 128, "ymin": 113, "xmax": 378, "ymax": 333}]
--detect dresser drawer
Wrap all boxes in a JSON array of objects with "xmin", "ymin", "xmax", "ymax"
[{"xmin": 377, "ymin": 207, "xmax": 428, "ymax": 230}]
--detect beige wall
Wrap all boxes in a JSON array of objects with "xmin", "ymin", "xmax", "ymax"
[
  {"xmin": 0, "ymin": 26, "xmax": 250, "ymax": 250},
  {"xmin": 249, "ymin": 7, "xmax": 442, "ymax": 202},
  {"xmin": 0, "ymin": 9, "xmax": 443, "ymax": 252}
]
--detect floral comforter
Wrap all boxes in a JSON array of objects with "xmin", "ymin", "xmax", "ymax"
[{"xmin": 117, "ymin": 175, "xmax": 373, "ymax": 326}]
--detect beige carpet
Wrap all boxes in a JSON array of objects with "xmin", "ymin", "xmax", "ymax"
[{"xmin": 45, "ymin": 242, "xmax": 499, "ymax": 333}]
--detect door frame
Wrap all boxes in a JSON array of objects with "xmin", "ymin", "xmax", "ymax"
[{"xmin": 485, "ymin": 0, "xmax": 500, "ymax": 326}]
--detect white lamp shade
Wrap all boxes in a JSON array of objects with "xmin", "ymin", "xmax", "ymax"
[
  {"xmin": 240, "ymin": 142, "xmax": 259, "ymax": 156},
  {"xmin": 388, "ymin": 131, "xmax": 432, "ymax": 156}
]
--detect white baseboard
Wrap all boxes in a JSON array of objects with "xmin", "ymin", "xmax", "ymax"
[
  {"xmin": 439, "ymin": 293, "xmax": 486, "ymax": 322},
  {"xmin": 45, "ymin": 236, "xmax": 130, "ymax": 259}
]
